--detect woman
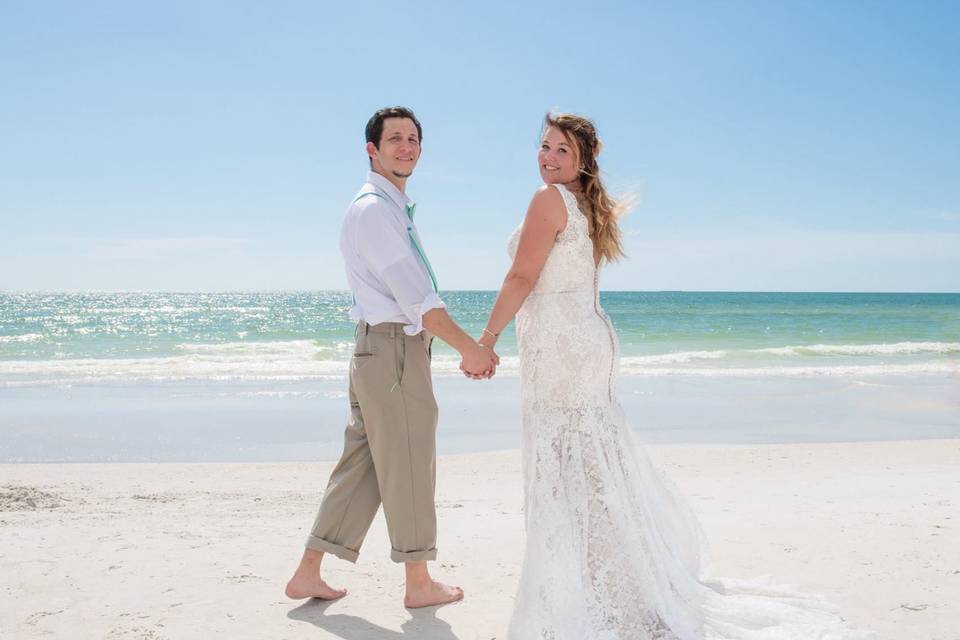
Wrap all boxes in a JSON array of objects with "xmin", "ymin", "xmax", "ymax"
[{"xmin": 478, "ymin": 112, "xmax": 873, "ymax": 639}]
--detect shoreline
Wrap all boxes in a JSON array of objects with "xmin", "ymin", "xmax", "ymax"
[{"xmin": 3, "ymin": 373, "xmax": 958, "ymax": 463}]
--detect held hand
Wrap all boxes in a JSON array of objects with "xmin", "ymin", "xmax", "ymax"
[
  {"xmin": 459, "ymin": 361, "xmax": 497, "ymax": 380},
  {"xmin": 460, "ymin": 345, "xmax": 495, "ymax": 379},
  {"xmin": 481, "ymin": 345, "xmax": 500, "ymax": 379},
  {"xmin": 474, "ymin": 331, "xmax": 500, "ymax": 379},
  {"xmin": 476, "ymin": 333, "xmax": 500, "ymax": 379},
  {"xmin": 460, "ymin": 342, "xmax": 498, "ymax": 380}
]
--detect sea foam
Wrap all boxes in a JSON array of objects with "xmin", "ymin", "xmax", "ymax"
[{"xmin": 1, "ymin": 338, "xmax": 958, "ymax": 387}]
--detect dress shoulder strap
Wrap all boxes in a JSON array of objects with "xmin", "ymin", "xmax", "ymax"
[
  {"xmin": 547, "ymin": 182, "xmax": 571, "ymax": 215},
  {"xmin": 553, "ymin": 183, "xmax": 583, "ymax": 215},
  {"xmin": 549, "ymin": 183, "xmax": 589, "ymax": 236}
]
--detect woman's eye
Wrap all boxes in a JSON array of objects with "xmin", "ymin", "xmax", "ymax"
[{"xmin": 559, "ymin": 148, "xmax": 567, "ymax": 154}]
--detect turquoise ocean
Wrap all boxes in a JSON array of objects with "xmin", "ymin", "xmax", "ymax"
[
  {"xmin": 1, "ymin": 291, "xmax": 958, "ymax": 386},
  {"xmin": 1, "ymin": 291, "xmax": 958, "ymax": 461}
]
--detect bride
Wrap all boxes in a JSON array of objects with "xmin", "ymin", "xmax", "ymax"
[{"xmin": 475, "ymin": 112, "xmax": 874, "ymax": 639}]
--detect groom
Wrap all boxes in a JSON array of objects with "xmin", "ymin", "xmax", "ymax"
[{"xmin": 285, "ymin": 106, "xmax": 498, "ymax": 608}]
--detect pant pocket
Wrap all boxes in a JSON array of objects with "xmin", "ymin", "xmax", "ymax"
[
  {"xmin": 351, "ymin": 352, "xmax": 376, "ymax": 372},
  {"xmin": 351, "ymin": 332, "xmax": 377, "ymax": 371}
]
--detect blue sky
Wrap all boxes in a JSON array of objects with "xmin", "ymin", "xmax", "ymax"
[{"xmin": 1, "ymin": 1, "xmax": 957, "ymax": 292}]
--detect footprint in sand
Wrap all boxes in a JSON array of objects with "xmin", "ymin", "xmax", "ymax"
[{"xmin": 0, "ymin": 485, "xmax": 63, "ymax": 511}]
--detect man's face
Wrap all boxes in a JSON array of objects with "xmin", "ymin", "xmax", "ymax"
[{"xmin": 368, "ymin": 117, "xmax": 421, "ymax": 179}]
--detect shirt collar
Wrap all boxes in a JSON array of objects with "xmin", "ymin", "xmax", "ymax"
[{"xmin": 366, "ymin": 171, "xmax": 414, "ymax": 212}]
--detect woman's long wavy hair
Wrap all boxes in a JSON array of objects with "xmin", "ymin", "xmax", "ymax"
[{"xmin": 544, "ymin": 112, "xmax": 627, "ymax": 264}]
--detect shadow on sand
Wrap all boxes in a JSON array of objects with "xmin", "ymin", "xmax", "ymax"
[{"xmin": 287, "ymin": 598, "xmax": 462, "ymax": 640}]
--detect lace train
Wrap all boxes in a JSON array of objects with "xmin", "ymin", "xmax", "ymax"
[{"xmin": 505, "ymin": 184, "xmax": 874, "ymax": 639}]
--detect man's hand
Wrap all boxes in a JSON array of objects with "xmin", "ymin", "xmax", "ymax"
[
  {"xmin": 419, "ymin": 308, "xmax": 500, "ymax": 380},
  {"xmin": 459, "ymin": 342, "xmax": 499, "ymax": 380},
  {"xmin": 468, "ymin": 331, "xmax": 500, "ymax": 380}
]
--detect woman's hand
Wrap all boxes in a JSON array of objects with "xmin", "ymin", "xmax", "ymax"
[
  {"xmin": 460, "ymin": 341, "xmax": 499, "ymax": 379},
  {"xmin": 478, "ymin": 329, "xmax": 499, "ymax": 351}
]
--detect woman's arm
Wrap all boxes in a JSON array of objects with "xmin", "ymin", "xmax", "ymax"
[{"xmin": 479, "ymin": 185, "xmax": 567, "ymax": 351}]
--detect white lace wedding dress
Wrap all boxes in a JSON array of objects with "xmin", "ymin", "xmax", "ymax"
[{"xmin": 505, "ymin": 183, "xmax": 874, "ymax": 640}]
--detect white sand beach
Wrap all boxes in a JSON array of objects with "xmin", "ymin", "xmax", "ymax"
[{"xmin": 2, "ymin": 439, "xmax": 958, "ymax": 640}]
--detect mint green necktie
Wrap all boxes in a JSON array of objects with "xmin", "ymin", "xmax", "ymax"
[
  {"xmin": 353, "ymin": 192, "xmax": 439, "ymax": 293},
  {"xmin": 403, "ymin": 202, "xmax": 439, "ymax": 293}
]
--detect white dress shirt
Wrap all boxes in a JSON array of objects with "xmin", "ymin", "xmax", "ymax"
[{"xmin": 340, "ymin": 171, "xmax": 445, "ymax": 336}]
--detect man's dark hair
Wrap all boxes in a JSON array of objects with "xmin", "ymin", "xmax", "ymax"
[{"xmin": 365, "ymin": 106, "xmax": 423, "ymax": 151}]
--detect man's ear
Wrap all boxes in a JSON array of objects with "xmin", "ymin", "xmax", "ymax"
[{"xmin": 365, "ymin": 141, "xmax": 378, "ymax": 163}]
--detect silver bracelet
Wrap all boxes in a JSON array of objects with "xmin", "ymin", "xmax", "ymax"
[{"xmin": 482, "ymin": 328, "xmax": 499, "ymax": 339}]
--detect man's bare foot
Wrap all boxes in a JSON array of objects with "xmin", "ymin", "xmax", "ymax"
[
  {"xmin": 285, "ymin": 574, "xmax": 347, "ymax": 600},
  {"xmin": 285, "ymin": 549, "xmax": 346, "ymax": 600},
  {"xmin": 403, "ymin": 580, "xmax": 464, "ymax": 609}
]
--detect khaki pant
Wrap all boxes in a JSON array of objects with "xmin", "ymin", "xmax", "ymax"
[{"xmin": 306, "ymin": 321, "xmax": 439, "ymax": 563}]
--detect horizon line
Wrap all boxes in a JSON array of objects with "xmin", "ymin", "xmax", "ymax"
[{"xmin": 2, "ymin": 288, "xmax": 959, "ymax": 295}]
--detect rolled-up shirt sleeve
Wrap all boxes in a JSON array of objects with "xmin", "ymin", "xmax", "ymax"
[{"xmin": 355, "ymin": 204, "xmax": 445, "ymax": 335}]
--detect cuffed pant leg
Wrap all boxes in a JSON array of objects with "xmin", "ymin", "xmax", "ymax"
[
  {"xmin": 305, "ymin": 335, "xmax": 382, "ymax": 563},
  {"xmin": 390, "ymin": 547, "xmax": 438, "ymax": 563},
  {"xmin": 355, "ymin": 331, "xmax": 439, "ymax": 563}
]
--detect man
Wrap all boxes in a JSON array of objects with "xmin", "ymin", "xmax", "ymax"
[{"xmin": 285, "ymin": 106, "xmax": 498, "ymax": 608}]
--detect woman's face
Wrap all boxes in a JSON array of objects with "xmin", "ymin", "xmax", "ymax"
[{"xmin": 538, "ymin": 125, "xmax": 580, "ymax": 185}]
